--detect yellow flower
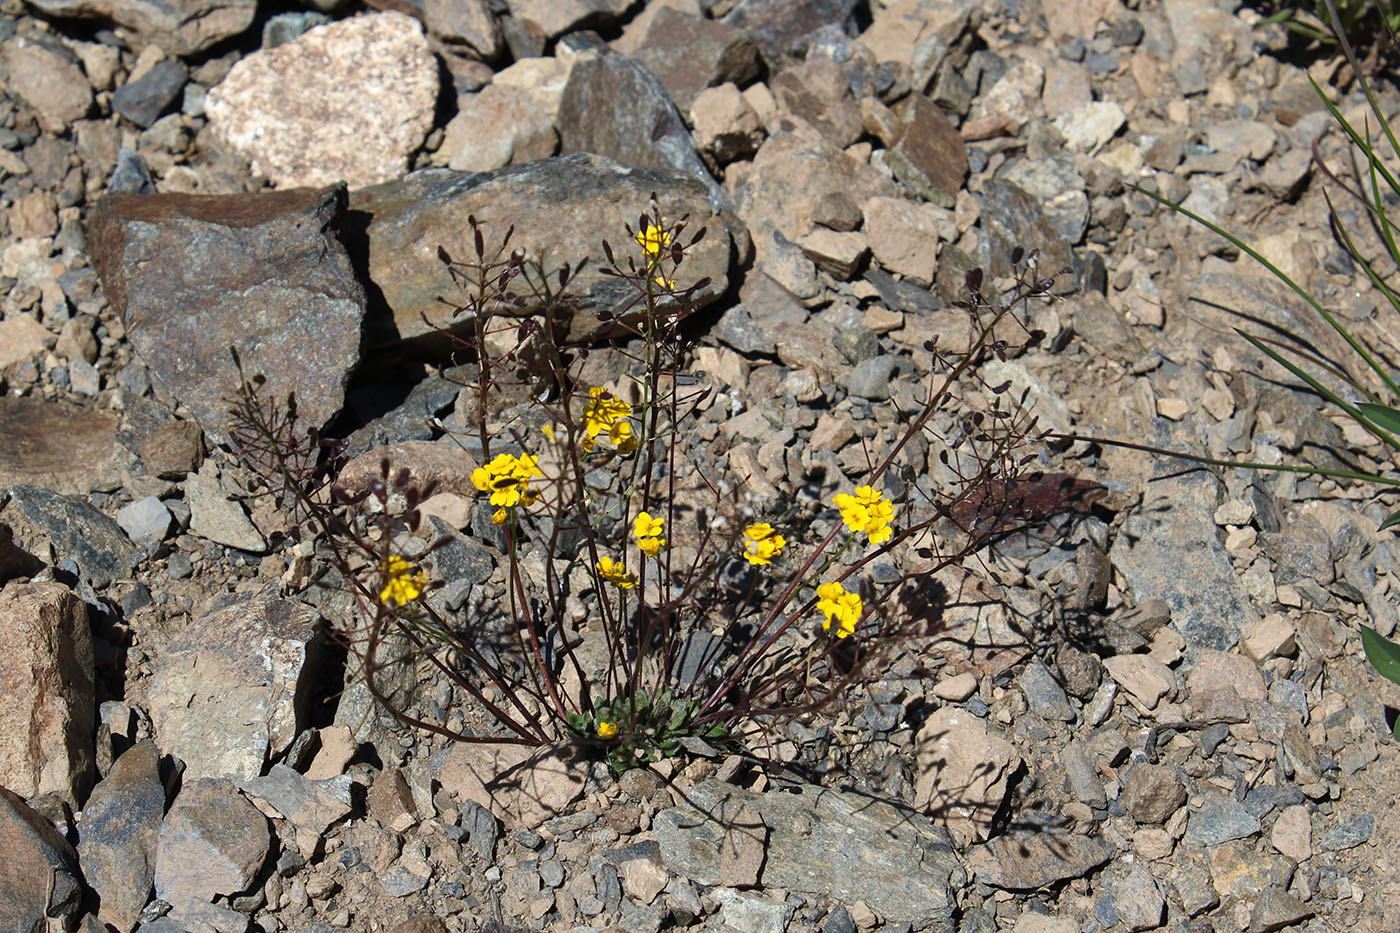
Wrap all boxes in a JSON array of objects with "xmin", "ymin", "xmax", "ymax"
[
  {"xmin": 742, "ymin": 523, "xmax": 786, "ymax": 566},
  {"xmin": 816, "ymin": 580, "xmax": 862, "ymax": 639},
  {"xmin": 633, "ymin": 511, "xmax": 666, "ymax": 556},
  {"xmin": 597, "ymin": 720, "xmax": 619, "ymax": 740},
  {"xmin": 380, "ymin": 555, "xmax": 429, "ymax": 608},
  {"xmin": 491, "ymin": 508, "xmax": 508, "ymax": 526},
  {"xmin": 596, "ymin": 555, "xmax": 636, "ymax": 589},
  {"xmin": 634, "ymin": 223, "xmax": 671, "ymax": 259},
  {"xmin": 582, "ymin": 387, "xmax": 635, "ymax": 454},
  {"xmin": 471, "ymin": 452, "xmax": 543, "ymax": 508},
  {"xmin": 653, "ymin": 273, "xmax": 675, "ymax": 290},
  {"xmin": 833, "ymin": 485, "xmax": 895, "ymax": 546}
]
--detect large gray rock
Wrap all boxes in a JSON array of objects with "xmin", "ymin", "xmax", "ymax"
[
  {"xmin": 347, "ymin": 155, "xmax": 733, "ymax": 346},
  {"xmin": 89, "ymin": 184, "xmax": 366, "ymax": 443},
  {"xmin": 627, "ymin": 6, "xmax": 762, "ymax": 113},
  {"xmin": 23, "ymin": 0, "xmax": 256, "ymax": 54},
  {"xmin": 1110, "ymin": 468, "xmax": 1259, "ymax": 651},
  {"xmin": 154, "ymin": 778, "xmax": 271, "ymax": 928},
  {"xmin": 557, "ymin": 48, "xmax": 729, "ymax": 213},
  {"xmin": 0, "ymin": 397, "xmax": 133, "ymax": 495},
  {"xmin": 0, "ymin": 786, "xmax": 84, "ymax": 932},
  {"xmin": 78, "ymin": 741, "xmax": 166, "ymax": 933},
  {"xmin": 0, "ymin": 581, "xmax": 94, "ymax": 804},
  {"xmin": 654, "ymin": 779, "xmax": 964, "ymax": 929},
  {"xmin": 722, "ymin": 0, "xmax": 862, "ymax": 61},
  {"xmin": 3, "ymin": 485, "xmax": 137, "ymax": 588},
  {"xmin": 145, "ymin": 585, "xmax": 329, "ymax": 781}
]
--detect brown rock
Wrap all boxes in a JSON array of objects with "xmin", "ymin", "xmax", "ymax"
[
  {"xmin": 1122, "ymin": 764, "xmax": 1186, "ymax": 825},
  {"xmin": 423, "ymin": 0, "xmax": 501, "ymax": 58},
  {"xmin": 1250, "ymin": 886, "xmax": 1314, "ymax": 933},
  {"xmin": 0, "ymin": 580, "xmax": 94, "ymax": 804},
  {"xmin": 863, "ymin": 195, "xmax": 951, "ymax": 286},
  {"xmin": 368, "ymin": 768, "xmax": 419, "ymax": 832},
  {"xmin": 885, "ymin": 95, "xmax": 967, "ymax": 208},
  {"xmin": 719, "ymin": 801, "xmax": 767, "ymax": 888},
  {"xmin": 154, "ymin": 778, "xmax": 271, "ymax": 925},
  {"xmin": 440, "ymin": 57, "xmax": 567, "ymax": 173},
  {"xmin": 138, "ymin": 419, "xmax": 205, "ymax": 479},
  {"xmin": 89, "ymin": 184, "xmax": 365, "ymax": 443},
  {"xmin": 0, "ymin": 786, "xmax": 84, "ymax": 929},
  {"xmin": 913, "ymin": 706, "xmax": 1021, "ymax": 844},
  {"xmin": 25, "ymin": 0, "xmax": 255, "ymax": 55},
  {"xmin": 437, "ymin": 742, "xmax": 587, "ymax": 830},
  {"xmin": 3, "ymin": 39, "xmax": 92, "ymax": 132},
  {"xmin": 1188, "ymin": 649, "xmax": 1267, "ymax": 702},
  {"xmin": 967, "ymin": 832, "xmax": 1111, "ymax": 890},
  {"xmin": 771, "ymin": 57, "xmax": 863, "ymax": 149},
  {"xmin": 337, "ymin": 439, "xmax": 480, "ymax": 498},
  {"xmin": 508, "ymin": 0, "xmax": 632, "ymax": 38},
  {"xmin": 797, "ymin": 228, "xmax": 868, "ymax": 279},
  {"xmin": 78, "ymin": 741, "xmax": 166, "ymax": 933},
  {"xmin": 0, "ymin": 317, "xmax": 51, "ymax": 376},
  {"xmin": 691, "ymin": 83, "xmax": 765, "ymax": 164},
  {"xmin": 631, "ymin": 6, "xmax": 762, "ymax": 113},
  {"xmin": 0, "ymin": 397, "xmax": 131, "ymax": 496}
]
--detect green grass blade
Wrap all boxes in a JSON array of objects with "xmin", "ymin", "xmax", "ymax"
[
  {"xmin": 1308, "ymin": 73, "xmax": 1400, "ymax": 199},
  {"xmin": 1381, "ymin": 509, "xmax": 1400, "ymax": 531},
  {"xmin": 1137, "ymin": 185, "xmax": 1400, "ymax": 403},
  {"xmin": 1360, "ymin": 402, "xmax": 1400, "ymax": 435},
  {"xmin": 1360, "ymin": 625, "xmax": 1400, "ymax": 687}
]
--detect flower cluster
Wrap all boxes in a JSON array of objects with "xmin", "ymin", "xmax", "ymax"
[
  {"xmin": 596, "ymin": 555, "xmax": 636, "ymax": 589},
  {"xmin": 741, "ymin": 522, "xmax": 786, "ymax": 566},
  {"xmin": 581, "ymin": 387, "xmax": 636, "ymax": 454},
  {"xmin": 816, "ymin": 580, "xmax": 862, "ymax": 639},
  {"xmin": 633, "ymin": 511, "xmax": 666, "ymax": 557},
  {"xmin": 471, "ymin": 452, "xmax": 543, "ymax": 524},
  {"xmin": 834, "ymin": 485, "xmax": 895, "ymax": 545},
  {"xmin": 596, "ymin": 720, "xmax": 619, "ymax": 740},
  {"xmin": 634, "ymin": 223, "xmax": 670, "ymax": 259},
  {"xmin": 380, "ymin": 555, "xmax": 429, "ymax": 608}
]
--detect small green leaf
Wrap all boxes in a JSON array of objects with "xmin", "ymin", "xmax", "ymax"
[
  {"xmin": 1360, "ymin": 625, "xmax": 1400, "ymax": 688},
  {"xmin": 1380, "ymin": 510, "xmax": 1400, "ymax": 532},
  {"xmin": 1359, "ymin": 402, "xmax": 1400, "ymax": 437}
]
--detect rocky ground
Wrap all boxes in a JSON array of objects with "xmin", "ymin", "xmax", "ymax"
[{"xmin": 3, "ymin": 0, "xmax": 1400, "ymax": 931}]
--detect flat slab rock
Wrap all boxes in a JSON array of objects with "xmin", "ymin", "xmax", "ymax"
[
  {"xmin": 347, "ymin": 154, "xmax": 733, "ymax": 346},
  {"xmin": 966, "ymin": 831, "xmax": 1112, "ymax": 890},
  {"xmin": 0, "ymin": 396, "xmax": 132, "ymax": 495},
  {"xmin": 0, "ymin": 786, "xmax": 84, "ymax": 930},
  {"xmin": 23, "ymin": 0, "xmax": 256, "ymax": 55},
  {"xmin": 88, "ymin": 184, "xmax": 365, "ymax": 442},
  {"xmin": 653, "ymin": 779, "xmax": 964, "ymax": 927}
]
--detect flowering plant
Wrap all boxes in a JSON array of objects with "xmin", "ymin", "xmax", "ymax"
[{"xmin": 224, "ymin": 201, "xmax": 1064, "ymax": 772}]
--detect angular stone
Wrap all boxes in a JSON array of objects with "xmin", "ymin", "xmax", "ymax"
[
  {"xmin": 441, "ymin": 57, "xmax": 568, "ymax": 173},
  {"xmin": 1113, "ymin": 862, "xmax": 1165, "ymax": 931},
  {"xmin": 1208, "ymin": 840, "xmax": 1292, "ymax": 900},
  {"xmin": 1250, "ymin": 887, "xmax": 1314, "ymax": 933},
  {"xmin": 1122, "ymin": 763, "xmax": 1185, "ymax": 824},
  {"xmin": 1102, "ymin": 654, "xmax": 1174, "ymax": 709},
  {"xmin": 967, "ymin": 833, "xmax": 1111, "ymax": 890},
  {"xmin": 89, "ymin": 185, "xmax": 365, "ymax": 442},
  {"xmin": 506, "ymin": 0, "xmax": 631, "ymax": 38},
  {"xmin": 116, "ymin": 496, "xmax": 173, "ymax": 547},
  {"xmin": 24, "ymin": 0, "xmax": 256, "ymax": 54},
  {"xmin": 859, "ymin": 0, "xmax": 975, "ymax": 81},
  {"xmin": 0, "ymin": 581, "xmax": 94, "ymax": 803},
  {"xmin": 913, "ymin": 706, "xmax": 1021, "ymax": 844},
  {"xmin": 1270, "ymin": 804, "xmax": 1311, "ymax": 862},
  {"xmin": 0, "ymin": 317, "xmax": 51, "ymax": 376},
  {"xmin": 1188, "ymin": 649, "xmax": 1267, "ymax": 702},
  {"xmin": 1053, "ymin": 100, "xmax": 1126, "ymax": 153},
  {"xmin": 630, "ymin": 6, "xmax": 761, "ymax": 113},
  {"xmin": 1186, "ymin": 798, "xmax": 1261, "ymax": 847},
  {"xmin": 691, "ymin": 83, "xmax": 765, "ymax": 164},
  {"xmin": 771, "ymin": 57, "xmax": 863, "ymax": 149},
  {"xmin": 206, "ymin": 13, "xmax": 438, "ymax": 188},
  {"xmin": 1017, "ymin": 660, "xmax": 1076, "ymax": 721},
  {"xmin": 79, "ymin": 741, "xmax": 166, "ymax": 933},
  {"xmin": 112, "ymin": 58, "xmax": 188, "ymax": 129},
  {"xmin": 0, "ymin": 398, "xmax": 132, "ymax": 495},
  {"xmin": 655, "ymin": 779, "xmax": 962, "ymax": 926},
  {"xmin": 185, "ymin": 462, "xmax": 266, "ymax": 553},
  {"xmin": 3, "ymin": 38, "xmax": 93, "ymax": 132},
  {"xmin": 797, "ymin": 228, "xmax": 867, "ymax": 279},
  {"xmin": 437, "ymin": 743, "xmax": 587, "ymax": 830},
  {"xmin": 1110, "ymin": 469, "xmax": 1258, "ymax": 651},
  {"xmin": 718, "ymin": 800, "xmax": 766, "ymax": 888},
  {"xmin": 4, "ymin": 485, "xmax": 138, "ymax": 588},
  {"xmin": 0, "ymin": 786, "xmax": 84, "ymax": 930},
  {"xmin": 424, "ymin": 0, "xmax": 501, "ymax": 57},
  {"xmin": 347, "ymin": 155, "xmax": 732, "ymax": 346},
  {"xmin": 722, "ymin": 0, "xmax": 862, "ymax": 61},
  {"xmin": 887, "ymin": 97, "xmax": 967, "ymax": 210},
  {"xmin": 241, "ymin": 764, "xmax": 354, "ymax": 840},
  {"xmin": 138, "ymin": 420, "xmax": 204, "ymax": 479},
  {"xmin": 146, "ymin": 585, "xmax": 328, "ymax": 781},
  {"xmin": 154, "ymin": 778, "xmax": 271, "ymax": 925},
  {"xmin": 863, "ymin": 196, "xmax": 952, "ymax": 286},
  {"xmin": 713, "ymin": 888, "xmax": 793, "ymax": 932},
  {"xmin": 558, "ymin": 48, "xmax": 724, "ymax": 206},
  {"xmin": 979, "ymin": 179, "xmax": 1076, "ymax": 287},
  {"xmin": 738, "ymin": 132, "xmax": 894, "ymax": 299}
]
